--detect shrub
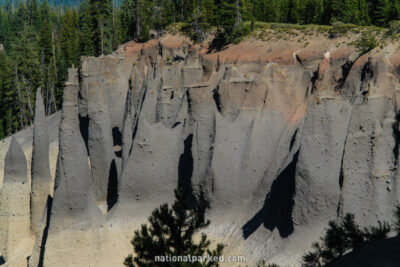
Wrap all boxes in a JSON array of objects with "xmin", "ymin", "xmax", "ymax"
[
  {"xmin": 302, "ymin": 213, "xmax": 390, "ymax": 267},
  {"xmin": 395, "ymin": 206, "xmax": 400, "ymax": 236},
  {"xmin": 388, "ymin": 20, "xmax": 400, "ymax": 36},
  {"xmin": 329, "ymin": 21, "xmax": 354, "ymax": 38},
  {"xmin": 354, "ymin": 31, "xmax": 378, "ymax": 54},
  {"xmin": 138, "ymin": 24, "xmax": 150, "ymax": 43},
  {"xmin": 232, "ymin": 23, "xmax": 252, "ymax": 44}
]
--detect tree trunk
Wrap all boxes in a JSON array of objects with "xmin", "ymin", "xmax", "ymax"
[
  {"xmin": 101, "ymin": 23, "xmax": 104, "ymax": 55},
  {"xmin": 51, "ymin": 30, "xmax": 58, "ymax": 112},
  {"xmin": 21, "ymin": 75, "xmax": 34, "ymax": 123},
  {"xmin": 135, "ymin": 0, "xmax": 141, "ymax": 39},
  {"xmin": 181, "ymin": 0, "xmax": 184, "ymax": 21},
  {"xmin": 234, "ymin": 0, "xmax": 243, "ymax": 29},
  {"xmin": 14, "ymin": 67, "xmax": 25, "ymax": 127}
]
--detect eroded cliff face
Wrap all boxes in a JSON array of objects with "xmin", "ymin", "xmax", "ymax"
[{"xmin": 1, "ymin": 33, "xmax": 400, "ymax": 266}]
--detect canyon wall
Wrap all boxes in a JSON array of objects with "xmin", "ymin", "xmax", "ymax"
[{"xmin": 1, "ymin": 33, "xmax": 400, "ymax": 266}]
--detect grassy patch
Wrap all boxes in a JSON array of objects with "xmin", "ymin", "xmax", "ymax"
[{"xmin": 166, "ymin": 21, "xmax": 390, "ymax": 48}]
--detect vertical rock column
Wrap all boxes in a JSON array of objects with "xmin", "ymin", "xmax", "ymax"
[
  {"xmin": 42, "ymin": 67, "xmax": 104, "ymax": 267},
  {"xmin": 0, "ymin": 137, "xmax": 30, "ymax": 262},
  {"xmin": 82, "ymin": 59, "xmax": 115, "ymax": 212},
  {"xmin": 31, "ymin": 88, "xmax": 52, "ymax": 233},
  {"xmin": 49, "ymin": 67, "xmax": 95, "ymax": 226}
]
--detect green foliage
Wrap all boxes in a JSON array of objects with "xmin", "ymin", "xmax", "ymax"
[
  {"xmin": 395, "ymin": 206, "xmax": 400, "ymax": 236},
  {"xmin": 374, "ymin": 0, "xmax": 391, "ymax": 27},
  {"xmin": 124, "ymin": 186, "xmax": 224, "ymax": 267},
  {"xmin": 354, "ymin": 31, "xmax": 378, "ymax": 54},
  {"xmin": 138, "ymin": 23, "xmax": 150, "ymax": 42},
  {"xmin": 302, "ymin": 213, "xmax": 391, "ymax": 267},
  {"xmin": 84, "ymin": 0, "xmax": 112, "ymax": 56},
  {"xmin": 301, "ymin": 0, "xmax": 323, "ymax": 24},
  {"xmin": 388, "ymin": 20, "xmax": 400, "ymax": 36},
  {"xmin": 329, "ymin": 21, "xmax": 355, "ymax": 37},
  {"xmin": 60, "ymin": 9, "xmax": 79, "ymax": 68},
  {"xmin": 1, "ymin": 0, "xmax": 400, "ymax": 139}
]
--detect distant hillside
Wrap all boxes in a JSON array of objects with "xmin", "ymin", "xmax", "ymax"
[{"xmin": 0, "ymin": 0, "xmax": 79, "ymax": 7}]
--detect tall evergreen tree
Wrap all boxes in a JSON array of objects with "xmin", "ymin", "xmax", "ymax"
[
  {"xmin": 0, "ymin": 50, "xmax": 15, "ymax": 138},
  {"xmin": 331, "ymin": 0, "xmax": 346, "ymax": 22},
  {"xmin": 10, "ymin": 25, "xmax": 40, "ymax": 127},
  {"xmin": 60, "ymin": 9, "xmax": 79, "ymax": 68},
  {"xmin": 85, "ymin": 0, "xmax": 112, "ymax": 56},
  {"xmin": 203, "ymin": 0, "xmax": 217, "ymax": 25},
  {"xmin": 27, "ymin": 0, "xmax": 40, "ymax": 27},
  {"xmin": 388, "ymin": 0, "xmax": 400, "ymax": 22},
  {"xmin": 358, "ymin": 0, "xmax": 370, "ymax": 25},
  {"xmin": 342, "ymin": 0, "xmax": 359, "ymax": 24},
  {"xmin": 301, "ymin": 0, "xmax": 323, "ymax": 24},
  {"xmin": 287, "ymin": 0, "xmax": 300, "ymax": 23},
  {"xmin": 374, "ymin": 0, "xmax": 391, "ymax": 26},
  {"xmin": 13, "ymin": 1, "xmax": 28, "ymax": 33},
  {"xmin": 79, "ymin": 0, "xmax": 94, "ymax": 56},
  {"xmin": 119, "ymin": 0, "xmax": 135, "ymax": 42},
  {"xmin": 251, "ymin": 0, "xmax": 266, "ymax": 21},
  {"xmin": 216, "ymin": 0, "xmax": 236, "ymax": 37},
  {"xmin": 39, "ymin": 0, "xmax": 52, "ymax": 65},
  {"xmin": 264, "ymin": 0, "xmax": 280, "ymax": 22}
]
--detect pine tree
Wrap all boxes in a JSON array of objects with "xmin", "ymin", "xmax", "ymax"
[
  {"xmin": 287, "ymin": 0, "xmax": 300, "ymax": 24},
  {"xmin": 203, "ymin": 0, "xmax": 216, "ymax": 25},
  {"xmin": 61, "ymin": 9, "xmax": 79, "ymax": 68},
  {"xmin": 341, "ymin": 0, "xmax": 357, "ymax": 24},
  {"xmin": 331, "ymin": 0, "xmax": 346, "ymax": 22},
  {"xmin": 27, "ymin": 0, "xmax": 40, "ymax": 27},
  {"xmin": 10, "ymin": 25, "xmax": 40, "ymax": 126},
  {"xmin": 217, "ymin": 0, "xmax": 236, "ymax": 34},
  {"xmin": 0, "ymin": 121, "xmax": 4, "ymax": 139},
  {"xmin": 124, "ymin": 186, "xmax": 224, "ymax": 267},
  {"xmin": 38, "ymin": 0, "xmax": 55, "ymax": 114},
  {"xmin": 119, "ymin": 0, "xmax": 135, "ymax": 42},
  {"xmin": 395, "ymin": 206, "xmax": 400, "ymax": 236},
  {"xmin": 301, "ymin": 0, "xmax": 323, "ymax": 24},
  {"xmin": 374, "ymin": 0, "xmax": 391, "ymax": 27},
  {"xmin": 84, "ymin": 0, "xmax": 113, "ymax": 56},
  {"xmin": 264, "ymin": 0, "xmax": 280, "ymax": 22},
  {"xmin": 358, "ymin": 0, "xmax": 370, "ymax": 25},
  {"xmin": 388, "ymin": 0, "xmax": 400, "ymax": 22},
  {"xmin": 39, "ymin": 0, "xmax": 52, "ymax": 66},
  {"xmin": 13, "ymin": 1, "xmax": 28, "ymax": 33},
  {"xmin": 302, "ymin": 213, "xmax": 391, "ymax": 266},
  {"xmin": 188, "ymin": 0, "xmax": 207, "ymax": 42},
  {"xmin": 5, "ymin": 109, "xmax": 13, "ymax": 136},
  {"xmin": 79, "ymin": 0, "xmax": 94, "ymax": 56},
  {"xmin": 0, "ymin": 50, "xmax": 15, "ymax": 138},
  {"xmin": 0, "ymin": 6, "xmax": 12, "ymax": 49},
  {"xmin": 163, "ymin": 0, "xmax": 177, "ymax": 25}
]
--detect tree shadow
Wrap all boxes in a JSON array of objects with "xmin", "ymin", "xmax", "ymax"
[
  {"xmin": 242, "ymin": 151, "xmax": 299, "ymax": 239},
  {"xmin": 112, "ymin": 127, "xmax": 123, "ymax": 158},
  {"xmin": 178, "ymin": 134, "xmax": 195, "ymax": 209},
  {"xmin": 38, "ymin": 196, "xmax": 53, "ymax": 267},
  {"xmin": 107, "ymin": 159, "xmax": 118, "ymax": 211}
]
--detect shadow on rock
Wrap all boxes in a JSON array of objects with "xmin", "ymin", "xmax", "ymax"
[{"xmin": 242, "ymin": 151, "xmax": 299, "ymax": 239}]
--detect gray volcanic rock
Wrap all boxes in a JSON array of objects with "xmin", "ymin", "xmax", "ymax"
[
  {"xmin": 42, "ymin": 68, "xmax": 105, "ymax": 267},
  {"xmin": 31, "ymin": 87, "xmax": 52, "ymax": 233},
  {"xmin": 48, "ymin": 68, "xmax": 101, "ymax": 228},
  {"xmin": 3, "ymin": 34, "xmax": 400, "ymax": 267},
  {"xmin": 79, "ymin": 56, "xmax": 132, "ymax": 211},
  {"xmin": 293, "ymin": 100, "xmax": 352, "ymax": 229},
  {"xmin": 0, "ymin": 137, "xmax": 30, "ymax": 262}
]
